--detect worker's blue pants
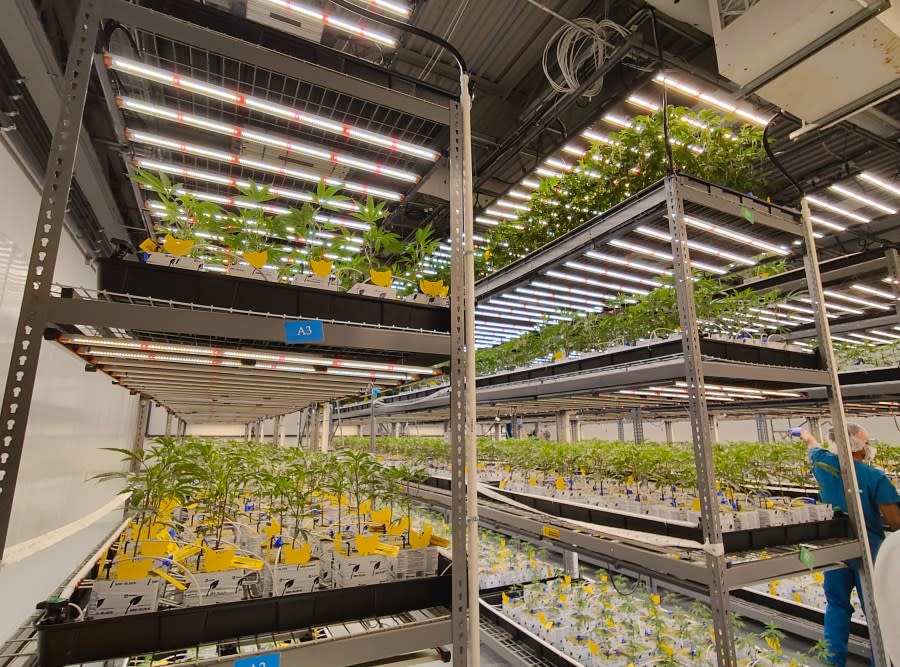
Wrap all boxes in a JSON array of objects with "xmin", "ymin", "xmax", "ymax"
[{"xmin": 823, "ymin": 560, "xmax": 867, "ymax": 667}]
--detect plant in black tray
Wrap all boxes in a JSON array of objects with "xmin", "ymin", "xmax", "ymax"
[
  {"xmin": 93, "ymin": 438, "xmax": 194, "ymax": 557},
  {"xmin": 220, "ymin": 180, "xmax": 279, "ymax": 271}
]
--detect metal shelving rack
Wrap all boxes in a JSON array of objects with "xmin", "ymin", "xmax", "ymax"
[
  {"xmin": 341, "ymin": 173, "xmax": 894, "ymax": 665},
  {"xmin": 0, "ymin": 1, "xmax": 479, "ymax": 665}
]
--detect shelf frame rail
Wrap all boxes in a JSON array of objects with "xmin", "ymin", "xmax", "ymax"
[
  {"xmin": 798, "ymin": 197, "xmax": 888, "ymax": 666},
  {"xmin": 0, "ymin": 2, "xmax": 477, "ymax": 666},
  {"xmin": 665, "ymin": 175, "xmax": 738, "ymax": 667}
]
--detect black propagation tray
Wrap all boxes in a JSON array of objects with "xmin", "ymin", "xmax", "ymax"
[
  {"xmin": 96, "ymin": 258, "xmax": 452, "ymax": 334},
  {"xmin": 37, "ymin": 558, "xmax": 451, "ymax": 667},
  {"xmin": 427, "ymin": 477, "xmax": 850, "ymax": 554}
]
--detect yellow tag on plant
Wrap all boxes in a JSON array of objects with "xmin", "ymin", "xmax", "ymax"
[
  {"xmin": 502, "ymin": 592, "xmax": 509, "ymax": 605},
  {"xmin": 559, "ymin": 594, "xmax": 567, "ymax": 604},
  {"xmin": 563, "ymin": 575, "xmax": 571, "ymax": 587},
  {"xmin": 587, "ymin": 639, "xmax": 599, "ymax": 655},
  {"xmin": 650, "ymin": 594, "xmax": 661, "ymax": 605},
  {"xmin": 555, "ymin": 477, "xmax": 567, "ymax": 490}
]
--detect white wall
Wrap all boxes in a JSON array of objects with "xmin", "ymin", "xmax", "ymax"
[{"xmin": 0, "ymin": 140, "xmax": 137, "ymax": 550}]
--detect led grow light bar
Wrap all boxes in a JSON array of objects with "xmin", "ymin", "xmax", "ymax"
[
  {"xmin": 608, "ymin": 238, "xmax": 726, "ymax": 275},
  {"xmin": 673, "ymin": 381, "xmax": 801, "ymax": 398},
  {"xmin": 106, "ymin": 56, "xmax": 439, "ymax": 161},
  {"xmin": 134, "ymin": 158, "xmax": 361, "ymax": 211},
  {"xmin": 653, "ymin": 74, "xmax": 770, "ymax": 125},
  {"xmin": 500, "ymin": 293, "xmax": 596, "ymax": 313},
  {"xmin": 823, "ymin": 290, "xmax": 891, "ymax": 311},
  {"xmin": 581, "ymin": 129, "xmax": 616, "ymax": 145},
  {"xmin": 563, "ymin": 261, "xmax": 662, "ymax": 288},
  {"xmin": 858, "ymin": 173, "xmax": 900, "ymax": 199},
  {"xmin": 797, "ymin": 297, "xmax": 863, "ymax": 315},
  {"xmin": 63, "ymin": 336, "xmax": 435, "ymax": 376},
  {"xmin": 545, "ymin": 270, "xmax": 649, "ymax": 296},
  {"xmin": 255, "ymin": 0, "xmax": 398, "ymax": 46},
  {"xmin": 635, "ymin": 226, "xmax": 756, "ymax": 266},
  {"xmin": 583, "ymin": 251, "xmax": 670, "ymax": 277},
  {"xmin": 829, "ymin": 184, "xmax": 896, "ymax": 215},
  {"xmin": 517, "ymin": 287, "xmax": 608, "ymax": 310},
  {"xmin": 144, "ymin": 186, "xmax": 370, "ymax": 232},
  {"xmin": 681, "ymin": 215, "xmax": 790, "ymax": 256},
  {"xmin": 530, "ymin": 280, "xmax": 617, "ymax": 302},
  {"xmin": 126, "ymin": 129, "xmax": 403, "ymax": 201},
  {"xmin": 809, "ymin": 215, "xmax": 846, "ymax": 232},
  {"xmin": 852, "ymin": 284, "xmax": 898, "ymax": 301},
  {"xmin": 805, "ymin": 196, "xmax": 870, "ymax": 224},
  {"xmin": 117, "ymin": 98, "xmax": 420, "ymax": 183}
]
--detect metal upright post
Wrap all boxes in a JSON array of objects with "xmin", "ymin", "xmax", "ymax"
[
  {"xmin": 665, "ymin": 175, "xmax": 736, "ymax": 666},
  {"xmin": 273, "ymin": 416, "xmax": 282, "ymax": 445},
  {"xmin": 755, "ymin": 414, "xmax": 769, "ymax": 442},
  {"xmin": 132, "ymin": 397, "xmax": 151, "ymax": 457},
  {"xmin": 886, "ymin": 248, "xmax": 900, "ymax": 324},
  {"xmin": 664, "ymin": 420, "xmax": 674, "ymax": 444},
  {"xmin": 709, "ymin": 414, "xmax": 720, "ymax": 444},
  {"xmin": 807, "ymin": 416, "xmax": 824, "ymax": 443},
  {"xmin": 632, "ymin": 408, "xmax": 644, "ymax": 444},
  {"xmin": 562, "ymin": 550, "xmax": 579, "ymax": 578},
  {"xmin": 0, "ymin": 0, "xmax": 102, "ymax": 555},
  {"xmin": 369, "ymin": 394, "xmax": 377, "ymax": 454},
  {"xmin": 449, "ymin": 81, "xmax": 478, "ymax": 665},
  {"xmin": 617, "ymin": 417, "xmax": 626, "ymax": 441},
  {"xmin": 245, "ymin": 423, "xmax": 251, "ymax": 442},
  {"xmin": 800, "ymin": 197, "xmax": 887, "ymax": 666},
  {"xmin": 165, "ymin": 411, "xmax": 174, "ymax": 438},
  {"xmin": 320, "ymin": 403, "xmax": 332, "ymax": 452}
]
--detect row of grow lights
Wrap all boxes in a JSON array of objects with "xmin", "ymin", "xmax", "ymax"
[{"xmin": 106, "ymin": 46, "xmax": 441, "ymax": 281}]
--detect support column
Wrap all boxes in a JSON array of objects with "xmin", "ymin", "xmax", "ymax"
[
  {"xmin": 164, "ymin": 411, "xmax": 173, "ymax": 438},
  {"xmin": 617, "ymin": 417, "xmax": 625, "ymax": 442},
  {"xmin": 562, "ymin": 550, "xmax": 579, "ymax": 579},
  {"xmin": 255, "ymin": 420, "xmax": 264, "ymax": 444},
  {"xmin": 244, "ymin": 423, "xmax": 251, "ymax": 442},
  {"xmin": 0, "ymin": 0, "xmax": 102, "ymax": 553},
  {"xmin": 391, "ymin": 421, "xmax": 401, "ymax": 437},
  {"xmin": 133, "ymin": 397, "xmax": 151, "ymax": 457},
  {"xmin": 709, "ymin": 415, "xmax": 720, "ymax": 444},
  {"xmin": 664, "ymin": 420, "xmax": 674, "ymax": 444},
  {"xmin": 369, "ymin": 392, "xmax": 377, "ymax": 454},
  {"xmin": 272, "ymin": 415, "xmax": 282, "ymax": 445},
  {"xmin": 807, "ymin": 416, "xmax": 824, "ymax": 443},
  {"xmin": 493, "ymin": 418, "xmax": 502, "ymax": 441},
  {"xmin": 320, "ymin": 403, "xmax": 332, "ymax": 452},
  {"xmin": 556, "ymin": 410, "xmax": 574, "ymax": 443},
  {"xmin": 632, "ymin": 408, "xmax": 644, "ymax": 444},
  {"xmin": 666, "ymin": 175, "xmax": 735, "ymax": 666},
  {"xmin": 801, "ymin": 197, "xmax": 887, "ymax": 665},
  {"xmin": 573, "ymin": 415, "xmax": 582, "ymax": 442},
  {"xmin": 755, "ymin": 414, "xmax": 769, "ymax": 443}
]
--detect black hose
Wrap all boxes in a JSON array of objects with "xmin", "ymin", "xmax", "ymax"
[
  {"xmin": 763, "ymin": 112, "xmax": 804, "ymax": 197},
  {"xmin": 327, "ymin": 0, "xmax": 468, "ymax": 76},
  {"xmin": 647, "ymin": 8, "xmax": 674, "ymax": 174}
]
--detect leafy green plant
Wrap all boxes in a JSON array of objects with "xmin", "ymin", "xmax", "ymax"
[
  {"xmin": 129, "ymin": 169, "xmax": 225, "ymax": 246},
  {"xmin": 480, "ymin": 106, "xmax": 766, "ymax": 273}
]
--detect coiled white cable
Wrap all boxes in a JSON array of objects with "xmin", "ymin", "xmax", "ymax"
[{"xmin": 541, "ymin": 18, "xmax": 630, "ymax": 98}]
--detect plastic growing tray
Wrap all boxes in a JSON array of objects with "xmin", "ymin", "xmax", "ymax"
[{"xmin": 37, "ymin": 561, "xmax": 451, "ymax": 667}]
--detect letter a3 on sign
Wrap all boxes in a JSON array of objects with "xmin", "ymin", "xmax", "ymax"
[{"xmin": 284, "ymin": 320, "xmax": 325, "ymax": 344}]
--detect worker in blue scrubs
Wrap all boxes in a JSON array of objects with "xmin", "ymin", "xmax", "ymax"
[{"xmin": 800, "ymin": 424, "xmax": 900, "ymax": 666}]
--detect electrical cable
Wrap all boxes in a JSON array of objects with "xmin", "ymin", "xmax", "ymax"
[
  {"xmin": 763, "ymin": 113, "xmax": 805, "ymax": 197},
  {"xmin": 647, "ymin": 8, "xmax": 674, "ymax": 175},
  {"xmin": 328, "ymin": 0, "xmax": 468, "ymax": 75},
  {"xmin": 540, "ymin": 17, "xmax": 629, "ymax": 98}
]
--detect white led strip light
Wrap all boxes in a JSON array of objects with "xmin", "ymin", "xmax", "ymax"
[
  {"xmin": 105, "ymin": 55, "xmax": 440, "ymax": 161},
  {"xmin": 143, "ymin": 186, "xmax": 370, "ymax": 231},
  {"xmin": 830, "ymin": 184, "xmax": 896, "ymax": 215},
  {"xmin": 135, "ymin": 158, "xmax": 362, "ymax": 212},
  {"xmin": 545, "ymin": 269, "xmax": 649, "ymax": 296},
  {"xmin": 654, "ymin": 74, "xmax": 770, "ymax": 125},
  {"xmin": 583, "ymin": 250, "xmax": 670, "ymax": 277},
  {"xmin": 255, "ymin": 0, "xmax": 398, "ymax": 47},
  {"xmin": 118, "ymin": 98, "xmax": 420, "ymax": 183},
  {"xmin": 682, "ymin": 215, "xmax": 790, "ymax": 256},
  {"xmin": 563, "ymin": 261, "xmax": 662, "ymax": 287},
  {"xmin": 126, "ymin": 129, "xmax": 403, "ymax": 201},
  {"xmin": 858, "ymin": 173, "xmax": 900, "ymax": 199},
  {"xmin": 63, "ymin": 335, "xmax": 436, "ymax": 377},
  {"xmin": 608, "ymin": 238, "xmax": 727, "ymax": 275},
  {"xmin": 805, "ymin": 196, "xmax": 870, "ymax": 224},
  {"xmin": 635, "ymin": 226, "xmax": 756, "ymax": 266}
]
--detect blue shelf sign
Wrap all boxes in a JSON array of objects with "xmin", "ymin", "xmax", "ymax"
[
  {"xmin": 234, "ymin": 653, "xmax": 280, "ymax": 667},
  {"xmin": 284, "ymin": 319, "xmax": 324, "ymax": 344}
]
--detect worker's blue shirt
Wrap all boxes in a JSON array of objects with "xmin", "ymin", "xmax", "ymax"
[{"xmin": 809, "ymin": 447, "xmax": 900, "ymax": 557}]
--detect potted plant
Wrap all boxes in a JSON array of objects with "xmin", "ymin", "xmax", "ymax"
[
  {"xmin": 130, "ymin": 169, "xmax": 222, "ymax": 270},
  {"xmin": 343, "ymin": 196, "xmax": 402, "ymax": 297},
  {"xmin": 221, "ymin": 181, "xmax": 278, "ymax": 281}
]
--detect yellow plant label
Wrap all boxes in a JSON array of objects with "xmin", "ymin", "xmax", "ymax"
[
  {"xmin": 813, "ymin": 572, "xmax": 824, "ymax": 583},
  {"xmin": 355, "ymin": 534, "xmax": 380, "ymax": 556},
  {"xmin": 606, "ymin": 618, "xmax": 615, "ymax": 628},
  {"xmin": 650, "ymin": 594, "xmax": 661, "ymax": 605},
  {"xmin": 529, "ymin": 476, "xmax": 537, "ymax": 486},
  {"xmin": 282, "ymin": 542, "xmax": 312, "ymax": 565},
  {"xmin": 661, "ymin": 644, "xmax": 674, "ymax": 656},
  {"xmin": 600, "ymin": 574, "xmax": 608, "ymax": 582},
  {"xmin": 626, "ymin": 475, "xmax": 634, "ymax": 485},
  {"xmin": 691, "ymin": 499, "xmax": 702, "ymax": 512},
  {"xmin": 231, "ymin": 555, "xmax": 264, "ymax": 571},
  {"xmin": 139, "ymin": 237, "xmax": 158, "ymax": 253},
  {"xmin": 792, "ymin": 592, "xmax": 802, "ymax": 603},
  {"xmin": 587, "ymin": 639, "xmax": 599, "ymax": 655},
  {"xmin": 502, "ymin": 592, "xmax": 509, "ymax": 605},
  {"xmin": 504, "ymin": 465, "xmax": 511, "ymax": 473},
  {"xmin": 563, "ymin": 575, "xmax": 571, "ymax": 587},
  {"xmin": 498, "ymin": 479, "xmax": 508, "ymax": 489},
  {"xmin": 559, "ymin": 594, "xmax": 567, "ymax": 604},
  {"xmin": 374, "ymin": 541, "xmax": 400, "ymax": 557},
  {"xmin": 584, "ymin": 585, "xmax": 595, "ymax": 594},
  {"xmin": 152, "ymin": 568, "xmax": 188, "ymax": 590},
  {"xmin": 542, "ymin": 525, "xmax": 560, "ymax": 539},
  {"xmin": 358, "ymin": 500, "xmax": 372, "ymax": 514},
  {"xmin": 765, "ymin": 637, "xmax": 782, "ymax": 654},
  {"xmin": 555, "ymin": 477, "xmax": 567, "ymax": 491},
  {"xmin": 537, "ymin": 612, "xmax": 547, "ymax": 625},
  {"xmin": 429, "ymin": 534, "xmax": 450, "ymax": 547}
]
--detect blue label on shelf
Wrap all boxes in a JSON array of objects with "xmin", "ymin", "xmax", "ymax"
[
  {"xmin": 284, "ymin": 319, "xmax": 324, "ymax": 344},
  {"xmin": 234, "ymin": 653, "xmax": 280, "ymax": 667}
]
